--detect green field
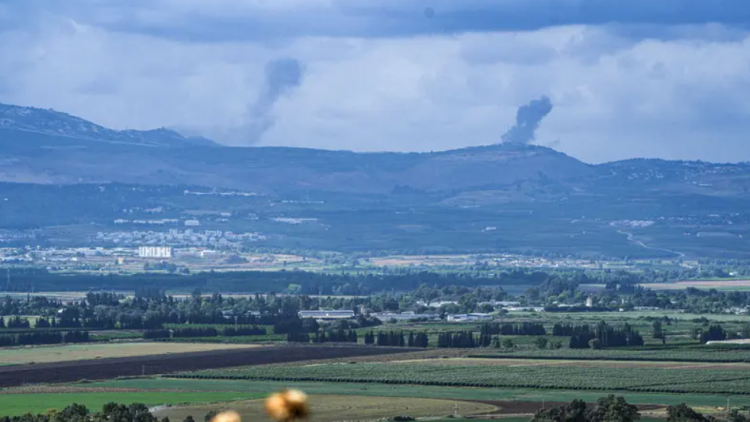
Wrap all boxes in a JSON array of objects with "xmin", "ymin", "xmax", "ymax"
[
  {"xmin": 77, "ymin": 378, "xmax": 750, "ymax": 409},
  {"xmin": 176, "ymin": 360, "xmax": 750, "ymax": 395},
  {"xmin": 469, "ymin": 346, "xmax": 750, "ymax": 362},
  {"xmin": 152, "ymin": 394, "xmax": 496, "ymax": 422},
  {"xmin": 0, "ymin": 392, "xmax": 266, "ymax": 416}
]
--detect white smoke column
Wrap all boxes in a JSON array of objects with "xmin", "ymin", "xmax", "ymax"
[{"xmin": 502, "ymin": 96, "xmax": 553, "ymax": 144}]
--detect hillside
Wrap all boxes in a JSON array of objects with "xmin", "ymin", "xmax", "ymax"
[
  {"xmin": 0, "ymin": 103, "xmax": 217, "ymax": 148},
  {"xmin": 2, "ymin": 103, "xmax": 750, "ymax": 257}
]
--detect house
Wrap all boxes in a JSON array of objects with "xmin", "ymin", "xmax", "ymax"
[
  {"xmin": 298, "ymin": 310, "xmax": 355, "ymax": 320},
  {"xmin": 446, "ymin": 313, "xmax": 492, "ymax": 322},
  {"xmin": 506, "ymin": 306, "xmax": 545, "ymax": 312},
  {"xmin": 372, "ymin": 312, "xmax": 439, "ymax": 322}
]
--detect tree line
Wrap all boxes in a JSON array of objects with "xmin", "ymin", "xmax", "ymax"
[
  {"xmin": 0, "ymin": 330, "xmax": 89, "ymax": 347},
  {"xmin": 437, "ymin": 331, "xmax": 495, "ymax": 348},
  {"xmin": 567, "ymin": 322, "xmax": 644, "ymax": 349},
  {"xmin": 480, "ymin": 322, "xmax": 546, "ymax": 336},
  {"xmin": 533, "ymin": 395, "xmax": 750, "ymax": 422},
  {"xmin": 362, "ymin": 330, "xmax": 429, "ymax": 348},
  {"xmin": 143, "ymin": 325, "xmax": 268, "ymax": 339},
  {"xmin": 312, "ymin": 329, "xmax": 358, "ymax": 343}
]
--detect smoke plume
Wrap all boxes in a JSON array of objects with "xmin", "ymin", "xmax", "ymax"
[
  {"xmin": 502, "ymin": 96, "xmax": 553, "ymax": 144},
  {"xmin": 245, "ymin": 58, "xmax": 304, "ymax": 143}
]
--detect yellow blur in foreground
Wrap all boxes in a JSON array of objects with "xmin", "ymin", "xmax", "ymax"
[{"xmin": 210, "ymin": 390, "xmax": 310, "ymax": 422}]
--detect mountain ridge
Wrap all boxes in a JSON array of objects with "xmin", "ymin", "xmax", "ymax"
[
  {"xmin": 1, "ymin": 102, "xmax": 750, "ymax": 199},
  {"xmin": 0, "ymin": 102, "xmax": 217, "ymax": 148}
]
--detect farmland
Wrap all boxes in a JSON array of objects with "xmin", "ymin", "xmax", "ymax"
[
  {"xmin": 0, "ymin": 342, "xmax": 262, "ymax": 365},
  {"xmin": 0, "ymin": 390, "xmax": 267, "ymax": 416},
  {"xmin": 0, "ymin": 345, "xmax": 420, "ymax": 388},
  {"xmin": 3, "ymin": 377, "xmax": 748, "ymax": 419},
  {"xmin": 152, "ymin": 394, "xmax": 498, "ymax": 422},
  {"xmin": 638, "ymin": 280, "xmax": 750, "ymax": 291},
  {"xmin": 468, "ymin": 346, "xmax": 750, "ymax": 362},
  {"xmin": 61, "ymin": 377, "xmax": 750, "ymax": 409},
  {"xmin": 175, "ymin": 359, "xmax": 750, "ymax": 395}
]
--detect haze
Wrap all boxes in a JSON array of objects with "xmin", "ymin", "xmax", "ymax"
[{"xmin": 1, "ymin": 0, "xmax": 750, "ymax": 163}]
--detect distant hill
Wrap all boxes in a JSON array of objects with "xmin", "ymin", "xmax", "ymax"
[
  {"xmin": 0, "ymin": 102, "xmax": 217, "ymax": 148},
  {"xmin": 1, "ymin": 102, "xmax": 749, "ymax": 199},
  {"xmin": 3, "ymin": 103, "xmax": 750, "ymax": 257}
]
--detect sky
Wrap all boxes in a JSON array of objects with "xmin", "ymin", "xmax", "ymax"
[{"xmin": 1, "ymin": 0, "xmax": 750, "ymax": 163}]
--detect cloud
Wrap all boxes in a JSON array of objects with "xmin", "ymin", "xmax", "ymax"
[
  {"xmin": 502, "ymin": 96, "xmax": 553, "ymax": 144},
  {"xmin": 1, "ymin": 1, "xmax": 750, "ymax": 164},
  {"xmin": 5, "ymin": 0, "xmax": 750, "ymax": 42}
]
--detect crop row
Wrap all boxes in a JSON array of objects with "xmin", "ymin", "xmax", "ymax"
[
  {"xmin": 154, "ymin": 334, "xmax": 285, "ymax": 344},
  {"xmin": 174, "ymin": 362, "xmax": 750, "ymax": 395},
  {"xmin": 469, "ymin": 347, "xmax": 750, "ymax": 362}
]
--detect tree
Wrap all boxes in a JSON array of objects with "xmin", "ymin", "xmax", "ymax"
[
  {"xmin": 204, "ymin": 411, "xmax": 220, "ymax": 422},
  {"xmin": 588, "ymin": 395, "xmax": 640, "ymax": 422},
  {"xmin": 589, "ymin": 338, "xmax": 601, "ymax": 350},
  {"xmin": 501, "ymin": 338, "xmax": 514, "ymax": 349},
  {"xmin": 531, "ymin": 399, "xmax": 587, "ymax": 422},
  {"xmin": 728, "ymin": 410, "xmax": 750, "ymax": 422},
  {"xmin": 666, "ymin": 404, "xmax": 712, "ymax": 422},
  {"xmin": 652, "ymin": 320, "xmax": 664, "ymax": 340},
  {"xmin": 183, "ymin": 417, "xmax": 196, "ymax": 422},
  {"xmin": 534, "ymin": 337, "xmax": 549, "ymax": 349}
]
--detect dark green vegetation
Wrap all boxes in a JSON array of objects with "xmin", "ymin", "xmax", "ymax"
[
  {"xmin": 0, "ymin": 329, "xmax": 89, "ymax": 346},
  {"xmin": 0, "ymin": 402, "xmax": 164, "ymax": 422},
  {"xmin": 70, "ymin": 377, "xmax": 750, "ymax": 410},
  {"xmin": 3, "ymin": 103, "xmax": 750, "ymax": 257},
  {"xmin": 530, "ymin": 395, "xmax": 639, "ymax": 422},
  {"xmin": 470, "ymin": 347, "xmax": 750, "ymax": 362},
  {"xmin": 174, "ymin": 360, "xmax": 750, "ymax": 395}
]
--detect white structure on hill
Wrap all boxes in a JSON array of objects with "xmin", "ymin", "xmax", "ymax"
[
  {"xmin": 298, "ymin": 310, "xmax": 355, "ymax": 320},
  {"xmin": 138, "ymin": 246, "xmax": 173, "ymax": 258}
]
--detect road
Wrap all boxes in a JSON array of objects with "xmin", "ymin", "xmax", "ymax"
[{"xmin": 618, "ymin": 231, "xmax": 686, "ymax": 258}]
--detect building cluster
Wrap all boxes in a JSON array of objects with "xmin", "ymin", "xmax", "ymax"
[
  {"xmin": 95, "ymin": 229, "xmax": 266, "ymax": 248},
  {"xmin": 298, "ymin": 309, "xmax": 495, "ymax": 323},
  {"xmin": 271, "ymin": 217, "xmax": 319, "ymax": 225},
  {"xmin": 114, "ymin": 219, "xmax": 179, "ymax": 225},
  {"xmin": 371, "ymin": 311, "xmax": 439, "ymax": 322},
  {"xmin": 138, "ymin": 246, "xmax": 173, "ymax": 258},
  {"xmin": 184, "ymin": 190, "xmax": 258, "ymax": 197},
  {"xmin": 446, "ymin": 313, "xmax": 493, "ymax": 322}
]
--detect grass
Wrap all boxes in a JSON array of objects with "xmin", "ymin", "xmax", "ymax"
[
  {"xmin": 0, "ymin": 392, "xmax": 266, "ymax": 416},
  {"xmin": 151, "ymin": 394, "xmax": 496, "ymax": 422},
  {"xmin": 469, "ymin": 346, "xmax": 750, "ymax": 362},
  {"xmin": 0, "ymin": 342, "xmax": 262, "ymax": 365},
  {"xmin": 81, "ymin": 378, "xmax": 750, "ymax": 408},
  {"xmin": 179, "ymin": 360, "xmax": 750, "ymax": 395}
]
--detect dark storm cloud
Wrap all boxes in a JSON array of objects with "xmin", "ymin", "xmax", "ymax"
[
  {"xmin": 244, "ymin": 58, "xmax": 305, "ymax": 144},
  {"xmin": 502, "ymin": 96, "xmax": 553, "ymax": 144},
  {"xmin": 9, "ymin": 0, "xmax": 750, "ymax": 42}
]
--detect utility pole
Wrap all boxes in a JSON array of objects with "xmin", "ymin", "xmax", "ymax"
[{"xmin": 454, "ymin": 402, "xmax": 458, "ymax": 418}]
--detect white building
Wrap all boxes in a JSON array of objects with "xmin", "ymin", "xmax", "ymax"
[
  {"xmin": 298, "ymin": 310, "xmax": 355, "ymax": 320},
  {"xmin": 138, "ymin": 246, "xmax": 173, "ymax": 258},
  {"xmin": 446, "ymin": 313, "xmax": 493, "ymax": 322},
  {"xmin": 373, "ymin": 312, "xmax": 439, "ymax": 322}
]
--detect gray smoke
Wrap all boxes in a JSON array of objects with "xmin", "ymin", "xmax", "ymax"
[
  {"xmin": 502, "ymin": 96, "xmax": 553, "ymax": 144},
  {"xmin": 245, "ymin": 58, "xmax": 304, "ymax": 143}
]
